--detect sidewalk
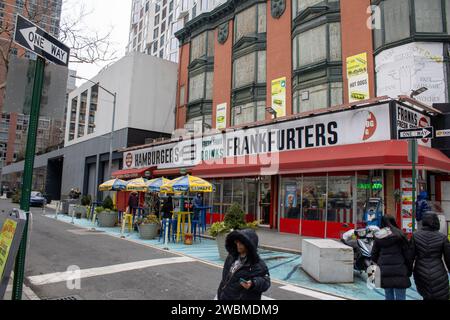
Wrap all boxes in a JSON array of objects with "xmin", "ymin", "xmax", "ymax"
[{"xmin": 3, "ymin": 273, "xmax": 40, "ymax": 300}]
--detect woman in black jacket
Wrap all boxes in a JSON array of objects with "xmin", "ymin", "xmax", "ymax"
[
  {"xmin": 372, "ymin": 215, "xmax": 412, "ymax": 300},
  {"xmin": 217, "ymin": 229, "xmax": 271, "ymax": 300},
  {"xmin": 409, "ymin": 213, "xmax": 450, "ymax": 300},
  {"xmin": 161, "ymin": 196, "xmax": 173, "ymax": 220}
]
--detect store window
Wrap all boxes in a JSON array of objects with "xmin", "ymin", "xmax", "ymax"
[
  {"xmin": 356, "ymin": 171, "xmax": 384, "ymax": 227},
  {"xmin": 327, "ymin": 176, "xmax": 353, "ymax": 223},
  {"xmin": 302, "ymin": 176, "xmax": 327, "ymax": 221},
  {"xmin": 234, "ymin": 3, "xmax": 266, "ymax": 43}
]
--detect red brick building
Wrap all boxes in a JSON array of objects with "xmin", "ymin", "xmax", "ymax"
[{"xmin": 121, "ymin": 0, "xmax": 450, "ymax": 238}]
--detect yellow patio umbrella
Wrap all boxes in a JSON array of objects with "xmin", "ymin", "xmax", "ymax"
[
  {"xmin": 160, "ymin": 175, "xmax": 213, "ymax": 193},
  {"xmin": 99, "ymin": 179, "xmax": 128, "ymax": 192},
  {"xmin": 125, "ymin": 177, "xmax": 149, "ymax": 192}
]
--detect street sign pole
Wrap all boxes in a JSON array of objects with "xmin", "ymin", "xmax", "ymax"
[
  {"xmin": 410, "ymin": 139, "xmax": 418, "ymax": 233},
  {"xmin": 11, "ymin": 56, "xmax": 46, "ymax": 300}
]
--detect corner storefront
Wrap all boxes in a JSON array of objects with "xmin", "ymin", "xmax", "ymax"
[{"xmin": 119, "ymin": 99, "xmax": 450, "ymax": 238}]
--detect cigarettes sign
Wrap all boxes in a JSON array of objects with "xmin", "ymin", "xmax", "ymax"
[{"xmin": 436, "ymin": 129, "xmax": 450, "ymax": 138}]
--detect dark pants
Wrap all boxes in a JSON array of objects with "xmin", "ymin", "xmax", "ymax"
[{"xmin": 385, "ymin": 288, "xmax": 406, "ymax": 300}]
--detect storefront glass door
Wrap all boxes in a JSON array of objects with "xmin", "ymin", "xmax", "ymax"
[
  {"xmin": 245, "ymin": 179, "xmax": 258, "ymax": 222},
  {"xmin": 259, "ymin": 177, "xmax": 271, "ymax": 226}
]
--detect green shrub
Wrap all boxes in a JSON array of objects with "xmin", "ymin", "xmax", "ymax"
[
  {"xmin": 224, "ymin": 203, "xmax": 246, "ymax": 230},
  {"xmin": 209, "ymin": 203, "xmax": 260, "ymax": 237},
  {"xmin": 102, "ymin": 196, "xmax": 114, "ymax": 210},
  {"xmin": 95, "ymin": 206, "xmax": 105, "ymax": 214},
  {"xmin": 81, "ymin": 195, "xmax": 92, "ymax": 206}
]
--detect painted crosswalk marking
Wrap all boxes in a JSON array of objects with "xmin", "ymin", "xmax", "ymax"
[{"xmin": 28, "ymin": 257, "xmax": 195, "ymax": 286}]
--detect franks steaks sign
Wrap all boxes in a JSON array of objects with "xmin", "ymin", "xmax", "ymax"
[{"xmin": 124, "ymin": 104, "xmax": 392, "ymax": 170}]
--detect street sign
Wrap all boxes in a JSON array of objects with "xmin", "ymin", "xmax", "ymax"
[
  {"xmin": 13, "ymin": 15, "xmax": 70, "ymax": 66},
  {"xmin": 398, "ymin": 127, "xmax": 434, "ymax": 140},
  {"xmin": 436, "ymin": 129, "xmax": 450, "ymax": 138}
]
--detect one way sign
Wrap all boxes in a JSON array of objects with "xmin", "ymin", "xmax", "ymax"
[
  {"xmin": 13, "ymin": 15, "xmax": 70, "ymax": 67},
  {"xmin": 398, "ymin": 127, "xmax": 434, "ymax": 140}
]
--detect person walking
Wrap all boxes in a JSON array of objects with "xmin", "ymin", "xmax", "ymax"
[
  {"xmin": 161, "ymin": 196, "xmax": 174, "ymax": 220},
  {"xmin": 409, "ymin": 213, "xmax": 450, "ymax": 300},
  {"xmin": 415, "ymin": 191, "xmax": 431, "ymax": 231},
  {"xmin": 217, "ymin": 229, "xmax": 271, "ymax": 300},
  {"xmin": 371, "ymin": 215, "xmax": 412, "ymax": 300},
  {"xmin": 128, "ymin": 191, "xmax": 139, "ymax": 217}
]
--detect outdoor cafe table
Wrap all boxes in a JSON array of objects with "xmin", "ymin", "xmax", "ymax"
[{"xmin": 173, "ymin": 211, "xmax": 192, "ymax": 243}]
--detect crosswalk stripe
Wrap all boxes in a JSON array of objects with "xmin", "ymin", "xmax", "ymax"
[
  {"xmin": 279, "ymin": 285, "xmax": 347, "ymax": 300},
  {"xmin": 28, "ymin": 257, "xmax": 195, "ymax": 286}
]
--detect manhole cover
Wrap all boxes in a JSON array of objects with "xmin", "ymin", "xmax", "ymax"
[
  {"xmin": 105, "ymin": 289, "xmax": 146, "ymax": 300},
  {"xmin": 45, "ymin": 295, "xmax": 83, "ymax": 300}
]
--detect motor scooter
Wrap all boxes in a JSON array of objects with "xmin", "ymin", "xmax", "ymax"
[{"xmin": 341, "ymin": 225, "xmax": 380, "ymax": 273}]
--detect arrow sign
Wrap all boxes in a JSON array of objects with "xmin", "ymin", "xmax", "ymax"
[
  {"xmin": 398, "ymin": 127, "xmax": 434, "ymax": 140},
  {"xmin": 13, "ymin": 15, "xmax": 70, "ymax": 67}
]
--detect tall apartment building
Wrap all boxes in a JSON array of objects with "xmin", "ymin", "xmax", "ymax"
[
  {"xmin": 127, "ymin": 0, "xmax": 226, "ymax": 62},
  {"xmin": 0, "ymin": 0, "xmax": 64, "ymax": 169}
]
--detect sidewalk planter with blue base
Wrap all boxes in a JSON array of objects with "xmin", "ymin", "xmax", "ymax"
[
  {"xmin": 216, "ymin": 233, "xmax": 229, "ymax": 260},
  {"xmin": 138, "ymin": 223, "xmax": 160, "ymax": 240},
  {"xmin": 97, "ymin": 211, "xmax": 118, "ymax": 227},
  {"xmin": 74, "ymin": 205, "xmax": 87, "ymax": 219}
]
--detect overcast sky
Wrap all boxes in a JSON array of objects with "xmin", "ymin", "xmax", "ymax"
[{"xmin": 63, "ymin": 0, "xmax": 132, "ymax": 85}]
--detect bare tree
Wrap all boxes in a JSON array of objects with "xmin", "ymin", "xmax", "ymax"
[{"xmin": 0, "ymin": 0, "xmax": 117, "ymax": 93}]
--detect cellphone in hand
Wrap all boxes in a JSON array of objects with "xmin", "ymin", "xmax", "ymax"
[{"xmin": 240, "ymin": 278, "xmax": 249, "ymax": 283}]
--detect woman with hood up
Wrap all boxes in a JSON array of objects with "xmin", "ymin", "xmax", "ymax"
[
  {"xmin": 371, "ymin": 215, "xmax": 412, "ymax": 300},
  {"xmin": 409, "ymin": 213, "xmax": 450, "ymax": 300},
  {"xmin": 217, "ymin": 229, "xmax": 271, "ymax": 300}
]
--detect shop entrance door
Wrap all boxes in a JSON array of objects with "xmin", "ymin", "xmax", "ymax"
[
  {"xmin": 441, "ymin": 181, "xmax": 450, "ymax": 221},
  {"xmin": 258, "ymin": 177, "xmax": 271, "ymax": 226},
  {"xmin": 245, "ymin": 180, "xmax": 258, "ymax": 222}
]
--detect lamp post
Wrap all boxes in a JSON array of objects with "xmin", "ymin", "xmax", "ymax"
[
  {"xmin": 70, "ymin": 75, "xmax": 117, "ymax": 182},
  {"xmin": 410, "ymin": 87, "xmax": 428, "ymax": 99}
]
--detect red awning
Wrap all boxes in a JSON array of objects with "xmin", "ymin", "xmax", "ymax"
[
  {"xmin": 192, "ymin": 141, "xmax": 450, "ymax": 178},
  {"xmin": 152, "ymin": 167, "xmax": 193, "ymax": 177},
  {"xmin": 111, "ymin": 167, "xmax": 154, "ymax": 180}
]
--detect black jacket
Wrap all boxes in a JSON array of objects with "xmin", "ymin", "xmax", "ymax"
[
  {"xmin": 372, "ymin": 227, "xmax": 412, "ymax": 289},
  {"xmin": 409, "ymin": 214, "xmax": 450, "ymax": 300},
  {"xmin": 217, "ymin": 229, "xmax": 271, "ymax": 300}
]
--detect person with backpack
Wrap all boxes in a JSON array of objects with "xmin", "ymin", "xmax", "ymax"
[
  {"xmin": 217, "ymin": 229, "xmax": 271, "ymax": 300},
  {"xmin": 415, "ymin": 191, "xmax": 431, "ymax": 231},
  {"xmin": 409, "ymin": 213, "xmax": 450, "ymax": 300},
  {"xmin": 371, "ymin": 215, "xmax": 412, "ymax": 300}
]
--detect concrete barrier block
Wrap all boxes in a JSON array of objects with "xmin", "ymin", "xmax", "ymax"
[{"xmin": 302, "ymin": 239, "xmax": 354, "ymax": 283}]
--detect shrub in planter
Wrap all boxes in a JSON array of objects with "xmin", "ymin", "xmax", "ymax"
[
  {"xmin": 11, "ymin": 190, "xmax": 21, "ymax": 204},
  {"xmin": 102, "ymin": 196, "xmax": 114, "ymax": 210},
  {"xmin": 96, "ymin": 206, "xmax": 118, "ymax": 228},
  {"xmin": 209, "ymin": 203, "xmax": 260, "ymax": 260},
  {"xmin": 81, "ymin": 195, "xmax": 92, "ymax": 206},
  {"xmin": 74, "ymin": 205, "xmax": 87, "ymax": 219},
  {"xmin": 137, "ymin": 215, "xmax": 161, "ymax": 240}
]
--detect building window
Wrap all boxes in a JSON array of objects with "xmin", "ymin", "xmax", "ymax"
[
  {"xmin": 188, "ymin": 72, "xmax": 213, "ymax": 103},
  {"xmin": 293, "ymin": 22, "xmax": 341, "ymax": 70},
  {"xmin": 190, "ymin": 30, "xmax": 214, "ymax": 62},
  {"xmin": 293, "ymin": 82, "xmax": 343, "ymax": 113},
  {"xmin": 414, "ymin": 0, "xmax": 443, "ymax": 33},
  {"xmin": 373, "ymin": 0, "xmax": 450, "ymax": 50},
  {"xmin": 233, "ymin": 51, "xmax": 266, "ymax": 89},
  {"xmin": 234, "ymin": 3, "xmax": 266, "ymax": 44},
  {"xmin": 232, "ymin": 101, "xmax": 266, "ymax": 126}
]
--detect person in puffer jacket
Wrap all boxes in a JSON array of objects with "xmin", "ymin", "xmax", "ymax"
[
  {"xmin": 372, "ymin": 215, "xmax": 412, "ymax": 300},
  {"xmin": 217, "ymin": 229, "xmax": 271, "ymax": 300},
  {"xmin": 409, "ymin": 213, "xmax": 450, "ymax": 300}
]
